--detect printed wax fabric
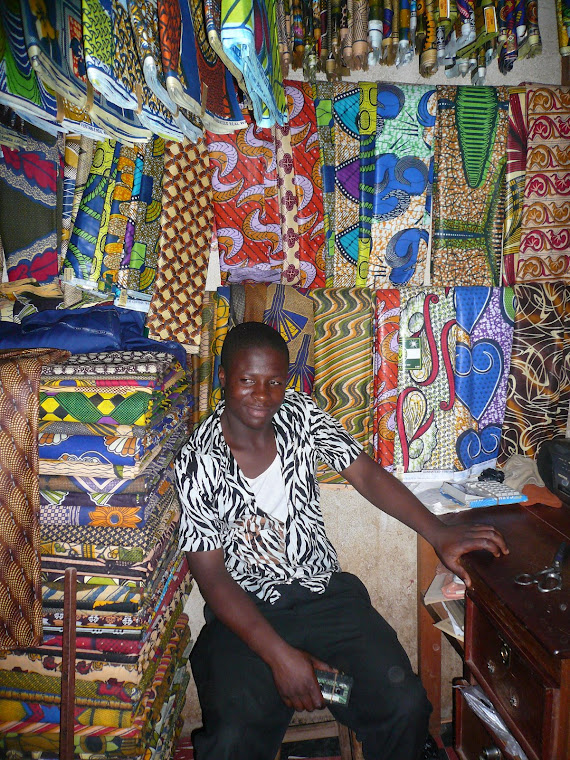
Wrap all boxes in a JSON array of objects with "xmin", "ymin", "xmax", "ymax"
[
  {"xmin": 0, "ymin": 3, "xmax": 60, "ymax": 132},
  {"xmin": 127, "ymin": 0, "xmax": 201, "ymax": 144},
  {"xmin": 263, "ymin": 284, "xmax": 315, "ymax": 394},
  {"xmin": 207, "ymin": 83, "xmax": 325, "ymax": 288},
  {"xmin": 431, "ymin": 85, "xmax": 509, "ymax": 287},
  {"xmin": 311, "ymin": 288, "xmax": 374, "ymax": 483},
  {"xmin": 501, "ymin": 87, "xmax": 527, "ymax": 286},
  {"xmin": 333, "ymin": 82, "xmax": 360, "ymax": 286},
  {"xmin": 197, "ymin": 291, "xmax": 215, "ymax": 422},
  {"xmin": 60, "ymin": 135, "xmax": 81, "ymax": 265},
  {"xmin": 159, "ymin": 0, "xmax": 246, "ymax": 133},
  {"xmin": 373, "ymin": 290, "xmax": 400, "ymax": 470},
  {"xmin": 454, "ymin": 287, "xmax": 515, "ymax": 472},
  {"xmin": 499, "ymin": 283, "xmax": 570, "ymax": 464},
  {"xmin": 20, "ymin": 0, "xmax": 150, "ymax": 143},
  {"xmin": 0, "ymin": 348, "xmax": 68, "ymax": 648},
  {"xmin": 276, "ymin": 81, "xmax": 326, "ymax": 288},
  {"xmin": 0, "ymin": 131, "xmax": 62, "ymax": 282},
  {"xmin": 39, "ymin": 423, "xmax": 187, "ymax": 496},
  {"xmin": 393, "ymin": 288, "xmax": 457, "ymax": 473},
  {"xmin": 0, "ymin": 614, "xmax": 189, "ymax": 756},
  {"xmin": 118, "ymin": 134, "xmax": 164, "ymax": 292},
  {"xmin": 204, "ymin": 0, "xmax": 248, "ymax": 93},
  {"xmin": 516, "ymin": 86, "xmax": 570, "ymax": 284},
  {"xmin": 314, "ymin": 82, "xmax": 336, "ymax": 285},
  {"xmin": 365, "ymin": 84, "xmax": 436, "ymax": 288},
  {"xmin": 220, "ymin": 0, "xmax": 287, "ymax": 127},
  {"xmin": 146, "ymin": 139, "xmax": 213, "ymax": 351}
]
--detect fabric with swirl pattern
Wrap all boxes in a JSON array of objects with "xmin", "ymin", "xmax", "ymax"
[
  {"xmin": 394, "ymin": 288, "xmax": 456, "ymax": 473},
  {"xmin": 431, "ymin": 85, "xmax": 509, "ymax": 287},
  {"xmin": 454, "ymin": 287, "xmax": 515, "ymax": 472},
  {"xmin": 365, "ymin": 84, "xmax": 436, "ymax": 288},
  {"xmin": 498, "ymin": 283, "xmax": 570, "ymax": 465},
  {"xmin": 310, "ymin": 288, "xmax": 374, "ymax": 483},
  {"xmin": 373, "ymin": 290, "xmax": 400, "ymax": 471},
  {"xmin": 314, "ymin": 82, "xmax": 336, "ymax": 285},
  {"xmin": 516, "ymin": 86, "xmax": 570, "ymax": 284}
]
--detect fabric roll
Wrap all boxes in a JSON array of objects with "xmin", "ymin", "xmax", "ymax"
[
  {"xmin": 373, "ymin": 290, "xmax": 400, "ymax": 471},
  {"xmin": 0, "ymin": 130, "xmax": 62, "ymax": 283},
  {"xmin": 454, "ymin": 287, "xmax": 515, "ymax": 472},
  {"xmin": 393, "ymin": 288, "xmax": 457, "ymax": 473},
  {"xmin": 516, "ymin": 85, "xmax": 570, "ymax": 284},
  {"xmin": 281, "ymin": 81, "xmax": 326, "ymax": 288},
  {"xmin": 117, "ymin": 135, "xmax": 165, "ymax": 293},
  {"xmin": 204, "ymin": 0, "xmax": 249, "ymax": 92},
  {"xmin": 83, "ymin": 0, "xmax": 136, "ymax": 110},
  {"xmin": 355, "ymin": 81, "xmax": 377, "ymax": 287},
  {"xmin": 313, "ymin": 82, "xmax": 336, "ymax": 285},
  {"xmin": 499, "ymin": 283, "xmax": 570, "ymax": 464},
  {"xmin": 311, "ymin": 288, "xmax": 374, "ymax": 483},
  {"xmin": 220, "ymin": 0, "xmax": 287, "ymax": 127},
  {"xmin": 128, "ymin": 0, "xmax": 202, "ymax": 143},
  {"xmin": 162, "ymin": 0, "xmax": 247, "ymax": 133},
  {"xmin": 431, "ymin": 85, "xmax": 509, "ymax": 286},
  {"xmin": 208, "ymin": 287, "xmax": 233, "ymax": 411},
  {"xmin": 0, "ymin": 348, "xmax": 68, "ymax": 648},
  {"xmin": 501, "ymin": 87, "xmax": 527, "ymax": 286},
  {"xmin": 197, "ymin": 291, "xmax": 215, "ymax": 423},
  {"xmin": 264, "ymin": 285, "xmax": 315, "ymax": 394},
  {"xmin": 146, "ymin": 139, "xmax": 213, "ymax": 351},
  {"xmin": 367, "ymin": 84, "xmax": 436, "ymax": 288},
  {"xmin": 60, "ymin": 135, "xmax": 81, "ymax": 265},
  {"xmin": 333, "ymin": 82, "xmax": 360, "ymax": 286},
  {"xmin": 243, "ymin": 284, "xmax": 268, "ymax": 321},
  {"xmin": 557, "ymin": 0, "xmax": 570, "ymax": 56}
]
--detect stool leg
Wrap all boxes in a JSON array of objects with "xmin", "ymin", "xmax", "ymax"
[
  {"xmin": 274, "ymin": 749, "xmax": 282, "ymax": 760},
  {"xmin": 337, "ymin": 723, "xmax": 364, "ymax": 760},
  {"xmin": 350, "ymin": 729, "xmax": 364, "ymax": 760}
]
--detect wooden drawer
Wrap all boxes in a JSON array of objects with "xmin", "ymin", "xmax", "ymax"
[
  {"xmin": 454, "ymin": 681, "xmax": 521, "ymax": 760},
  {"xmin": 465, "ymin": 598, "xmax": 559, "ymax": 760}
]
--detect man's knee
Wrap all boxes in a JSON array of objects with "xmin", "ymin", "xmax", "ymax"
[{"xmin": 391, "ymin": 674, "xmax": 432, "ymax": 725}]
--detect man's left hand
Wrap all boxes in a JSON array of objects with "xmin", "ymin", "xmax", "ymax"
[{"xmin": 430, "ymin": 523, "xmax": 509, "ymax": 587}]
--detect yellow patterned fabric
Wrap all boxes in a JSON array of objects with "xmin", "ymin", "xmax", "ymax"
[{"xmin": 310, "ymin": 288, "xmax": 374, "ymax": 483}]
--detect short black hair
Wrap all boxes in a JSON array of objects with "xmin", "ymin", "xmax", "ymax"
[{"xmin": 220, "ymin": 322, "xmax": 289, "ymax": 372}]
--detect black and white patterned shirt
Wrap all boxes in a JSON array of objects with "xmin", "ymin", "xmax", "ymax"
[{"xmin": 175, "ymin": 390, "xmax": 362, "ymax": 603}]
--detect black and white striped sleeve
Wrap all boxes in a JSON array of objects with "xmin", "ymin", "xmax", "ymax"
[{"xmin": 175, "ymin": 444, "xmax": 223, "ymax": 553}]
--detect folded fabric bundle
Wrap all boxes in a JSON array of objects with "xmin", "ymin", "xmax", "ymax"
[
  {"xmin": 40, "ymin": 350, "xmax": 185, "ymax": 389},
  {"xmin": 39, "ymin": 423, "xmax": 188, "ymax": 495},
  {"xmin": 40, "ymin": 472, "xmax": 175, "ymax": 527},
  {"xmin": 0, "ymin": 614, "xmax": 190, "ymax": 755}
]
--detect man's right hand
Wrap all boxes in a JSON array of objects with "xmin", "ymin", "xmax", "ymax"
[{"xmin": 270, "ymin": 644, "xmax": 333, "ymax": 712}]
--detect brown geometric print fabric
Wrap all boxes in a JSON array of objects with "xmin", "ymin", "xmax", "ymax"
[
  {"xmin": 146, "ymin": 139, "xmax": 213, "ymax": 353},
  {"xmin": 0, "ymin": 348, "xmax": 69, "ymax": 648}
]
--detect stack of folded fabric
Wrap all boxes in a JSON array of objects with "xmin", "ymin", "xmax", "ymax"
[{"xmin": 0, "ymin": 351, "xmax": 194, "ymax": 759}]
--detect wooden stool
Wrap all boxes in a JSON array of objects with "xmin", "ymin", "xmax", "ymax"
[{"xmin": 274, "ymin": 716, "xmax": 364, "ymax": 760}]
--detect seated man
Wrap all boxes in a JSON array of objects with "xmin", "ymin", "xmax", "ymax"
[{"xmin": 175, "ymin": 322, "xmax": 507, "ymax": 760}]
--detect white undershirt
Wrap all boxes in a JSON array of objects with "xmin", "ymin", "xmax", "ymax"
[{"xmin": 244, "ymin": 455, "xmax": 288, "ymax": 523}]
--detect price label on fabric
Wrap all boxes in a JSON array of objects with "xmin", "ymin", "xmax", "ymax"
[{"xmin": 404, "ymin": 338, "xmax": 422, "ymax": 370}]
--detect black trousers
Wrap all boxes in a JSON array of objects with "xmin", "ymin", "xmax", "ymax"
[{"xmin": 190, "ymin": 572, "xmax": 431, "ymax": 760}]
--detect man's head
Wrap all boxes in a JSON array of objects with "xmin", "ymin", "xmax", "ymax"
[
  {"xmin": 220, "ymin": 322, "xmax": 289, "ymax": 374},
  {"xmin": 218, "ymin": 323, "xmax": 290, "ymax": 433}
]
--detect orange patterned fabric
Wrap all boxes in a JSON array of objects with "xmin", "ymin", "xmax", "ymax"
[
  {"xmin": 146, "ymin": 138, "xmax": 213, "ymax": 353},
  {"xmin": 0, "ymin": 348, "xmax": 68, "ymax": 648}
]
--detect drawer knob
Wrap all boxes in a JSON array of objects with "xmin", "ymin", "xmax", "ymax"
[
  {"xmin": 509, "ymin": 693, "xmax": 519, "ymax": 709},
  {"xmin": 487, "ymin": 660, "xmax": 496, "ymax": 674},
  {"xmin": 479, "ymin": 747, "xmax": 502, "ymax": 760},
  {"xmin": 499, "ymin": 641, "xmax": 511, "ymax": 667}
]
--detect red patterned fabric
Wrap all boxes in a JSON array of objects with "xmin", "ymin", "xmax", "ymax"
[{"xmin": 373, "ymin": 290, "xmax": 400, "ymax": 470}]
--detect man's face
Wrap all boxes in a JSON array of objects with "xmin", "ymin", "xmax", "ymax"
[{"xmin": 219, "ymin": 345, "xmax": 289, "ymax": 432}]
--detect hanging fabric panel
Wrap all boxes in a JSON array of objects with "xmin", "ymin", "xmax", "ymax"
[
  {"xmin": 373, "ymin": 289, "xmax": 400, "ymax": 471},
  {"xmin": 516, "ymin": 85, "xmax": 570, "ymax": 284},
  {"xmin": 366, "ymin": 83, "xmax": 436, "ymax": 288},
  {"xmin": 499, "ymin": 283, "xmax": 570, "ymax": 464},
  {"xmin": 431, "ymin": 85, "xmax": 509, "ymax": 286},
  {"xmin": 501, "ymin": 86, "xmax": 527, "ymax": 286}
]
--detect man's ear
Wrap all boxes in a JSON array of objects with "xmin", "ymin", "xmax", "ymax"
[{"xmin": 218, "ymin": 365, "xmax": 226, "ymax": 389}]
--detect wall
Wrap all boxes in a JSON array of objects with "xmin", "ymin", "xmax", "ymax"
[{"xmin": 184, "ymin": 3, "xmax": 565, "ymax": 733}]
